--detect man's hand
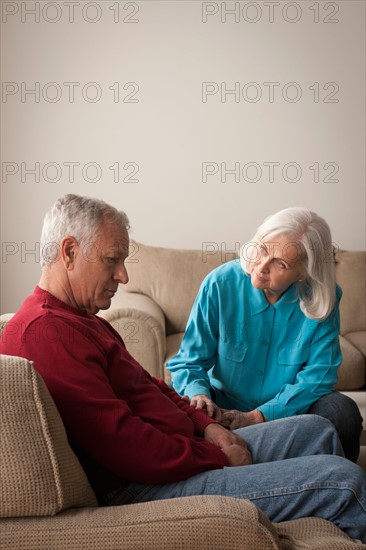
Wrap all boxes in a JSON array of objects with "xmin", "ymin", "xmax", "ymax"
[
  {"xmin": 221, "ymin": 444, "xmax": 253, "ymax": 467},
  {"xmin": 203, "ymin": 423, "xmax": 252, "ymax": 466},
  {"xmin": 204, "ymin": 422, "xmax": 244, "ymax": 448},
  {"xmin": 185, "ymin": 393, "xmax": 222, "ymax": 420},
  {"xmin": 220, "ymin": 409, "xmax": 265, "ymax": 430}
]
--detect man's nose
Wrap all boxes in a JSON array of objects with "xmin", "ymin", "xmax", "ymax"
[{"xmin": 115, "ymin": 263, "xmax": 129, "ymax": 284}]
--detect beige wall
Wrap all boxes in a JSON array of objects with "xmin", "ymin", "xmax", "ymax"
[{"xmin": 1, "ymin": 0, "xmax": 365, "ymax": 313}]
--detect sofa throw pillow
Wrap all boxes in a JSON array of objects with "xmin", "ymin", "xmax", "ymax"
[{"xmin": 0, "ymin": 355, "xmax": 97, "ymax": 517}]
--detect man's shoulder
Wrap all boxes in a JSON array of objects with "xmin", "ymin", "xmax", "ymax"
[
  {"xmin": 2, "ymin": 288, "xmax": 46, "ymax": 333},
  {"xmin": 1, "ymin": 287, "xmax": 112, "ymax": 350}
]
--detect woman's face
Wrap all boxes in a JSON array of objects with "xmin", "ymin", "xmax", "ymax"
[{"xmin": 249, "ymin": 233, "xmax": 305, "ymax": 304}]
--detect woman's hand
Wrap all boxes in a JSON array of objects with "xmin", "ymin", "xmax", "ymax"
[
  {"xmin": 185, "ymin": 393, "xmax": 222, "ymax": 420},
  {"xmin": 220, "ymin": 409, "xmax": 265, "ymax": 430}
]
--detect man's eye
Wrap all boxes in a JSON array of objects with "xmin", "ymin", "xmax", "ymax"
[{"xmin": 106, "ymin": 257, "xmax": 118, "ymax": 264}]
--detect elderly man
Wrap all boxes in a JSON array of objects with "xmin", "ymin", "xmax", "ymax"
[{"xmin": 1, "ymin": 194, "xmax": 366, "ymax": 543}]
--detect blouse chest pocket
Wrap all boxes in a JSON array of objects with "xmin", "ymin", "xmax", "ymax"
[
  {"xmin": 217, "ymin": 339, "xmax": 248, "ymax": 363},
  {"xmin": 278, "ymin": 345, "xmax": 311, "ymax": 366},
  {"xmin": 215, "ymin": 340, "xmax": 249, "ymax": 390}
]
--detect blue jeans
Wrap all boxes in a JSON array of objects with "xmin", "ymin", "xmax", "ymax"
[
  {"xmin": 102, "ymin": 416, "xmax": 366, "ymax": 543},
  {"xmin": 308, "ymin": 391, "xmax": 363, "ymax": 463}
]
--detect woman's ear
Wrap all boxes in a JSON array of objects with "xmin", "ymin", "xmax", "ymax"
[{"xmin": 61, "ymin": 236, "xmax": 78, "ymax": 269}]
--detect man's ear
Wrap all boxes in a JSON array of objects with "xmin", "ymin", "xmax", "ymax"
[{"xmin": 61, "ymin": 236, "xmax": 78, "ymax": 269}]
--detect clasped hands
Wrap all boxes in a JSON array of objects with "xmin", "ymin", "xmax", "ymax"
[
  {"xmin": 184, "ymin": 393, "xmax": 265, "ymax": 429},
  {"xmin": 184, "ymin": 393, "xmax": 265, "ymax": 467}
]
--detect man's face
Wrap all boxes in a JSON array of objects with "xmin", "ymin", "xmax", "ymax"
[{"xmin": 69, "ymin": 222, "xmax": 129, "ymax": 314}]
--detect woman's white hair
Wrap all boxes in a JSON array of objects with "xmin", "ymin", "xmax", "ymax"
[
  {"xmin": 240, "ymin": 207, "xmax": 337, "ymax": 321},
  {"xmin": 40, "ymin": 194, "xmax": 130, "ymax": 268}
]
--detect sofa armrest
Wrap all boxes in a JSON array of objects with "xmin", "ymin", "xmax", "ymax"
[{"xmin": 99, "ymin": 292, "xmax": 166, "ymax": 379}]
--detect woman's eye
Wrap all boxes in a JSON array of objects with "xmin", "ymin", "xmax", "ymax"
[{"xmin": 276, "ymin": 260, "xmax": 286, "ymax": 269}]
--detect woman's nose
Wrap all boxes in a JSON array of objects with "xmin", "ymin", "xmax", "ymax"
[{"xmin": 257, "ymin": 256, "xmax": 270, "ymax": 273}]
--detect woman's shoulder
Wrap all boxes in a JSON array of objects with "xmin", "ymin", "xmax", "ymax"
[{"xmin": 203, "ymin": 259, "xmax": 248, "ymax": 287}]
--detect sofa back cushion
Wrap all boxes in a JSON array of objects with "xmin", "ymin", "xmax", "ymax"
[
  {"xmin": 335, "ymin": 250, "xmax": 366, "ymax": 335},
  {"xmin": 124, "ymin": 243, "xmax": 365, "ymax": 337},
  {"xmin": 0, "ymin": 355, "xmax": 97, "ymax": 517},
  {"xmin": 124, "ymin": 242, "xmax": 237, "ymax": 334}
]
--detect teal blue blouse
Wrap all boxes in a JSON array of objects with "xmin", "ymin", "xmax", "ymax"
[{"xmin": 167, "ymin": 260, "xmax": 342, "ymax": 421}]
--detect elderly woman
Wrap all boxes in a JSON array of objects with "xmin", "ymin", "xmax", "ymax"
[{"xmin": 167, "ymin": 207, "xmax": 363, "ymax": 462}]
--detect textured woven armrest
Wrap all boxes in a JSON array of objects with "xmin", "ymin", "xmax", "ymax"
[
  {"xmin": 0, "ymin": 356, "xmax": 97, "ymax": 518},
  {"xmin": 99, "ymin": 292, "xmax": 166, "ymax": 378}
]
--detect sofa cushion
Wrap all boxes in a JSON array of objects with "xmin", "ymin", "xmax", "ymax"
[
  {"xmin": 0, "ymin": 496, "xmax": 283, "ymax": 550},
  {"xmin": 1, "ymin": 495, "xmax": 363, "ymax": 549},
  {"xmin": 276, "ymin": 516, "xmax": 366, "ymax": 549},
  {"xmin": 0, "ymin": 355, "xmax": 97, "ymax": 517},
  {"xmin": 346, "ymin": 331, "xmax": 366, "ymax": 358},
  {"xmin": 124, "ymin": 241, "xmax": 236, "ymax": 334},
  {"xmin": 336, "ymin": 336, "xmax": 366, "ymax": 390},
  {"xmin": 125, "ymin": 245, "xmax": 366, "ymax": 340},
  {"xmin": 335, "ymin": 250, "xmax": 365, "ymax": 336}
]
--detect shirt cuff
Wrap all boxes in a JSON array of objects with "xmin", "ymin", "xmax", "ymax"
[
  {"xmin": 190, "ymin": 409, "xmax": 220, "ymax": 436},
  {"xmin": 185, "ymin": 383, "xmax": 211, "ymax": 399},
  {"xmin": 258, "ymin": 403, "xmax": 297, "ymax": 422}
]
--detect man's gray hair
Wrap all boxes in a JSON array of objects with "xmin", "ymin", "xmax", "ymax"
[
  {"xmin": 240, "ymin": 207, "xmax": 337, "ymax": 321},
  {"xmin": 40, "ymin": 194, "xmax": 130, "ymax": 268}
]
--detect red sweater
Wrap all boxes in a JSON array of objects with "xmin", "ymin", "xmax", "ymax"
[{"xmin": 0, "ymin": 287, "xmax": 228, "ymax": 498}]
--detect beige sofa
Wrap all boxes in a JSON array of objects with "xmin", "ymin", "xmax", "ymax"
[
  {"xmin": 1, "ymin": 353, "xmax": 366, "ymax": 549},
  {"xmin": 100, "ymin": 244, "xmax": 366, "ymax": 395},
  {"xmin": 1, "ymin": 246, "xmax": 365, "ymax": 547}
]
